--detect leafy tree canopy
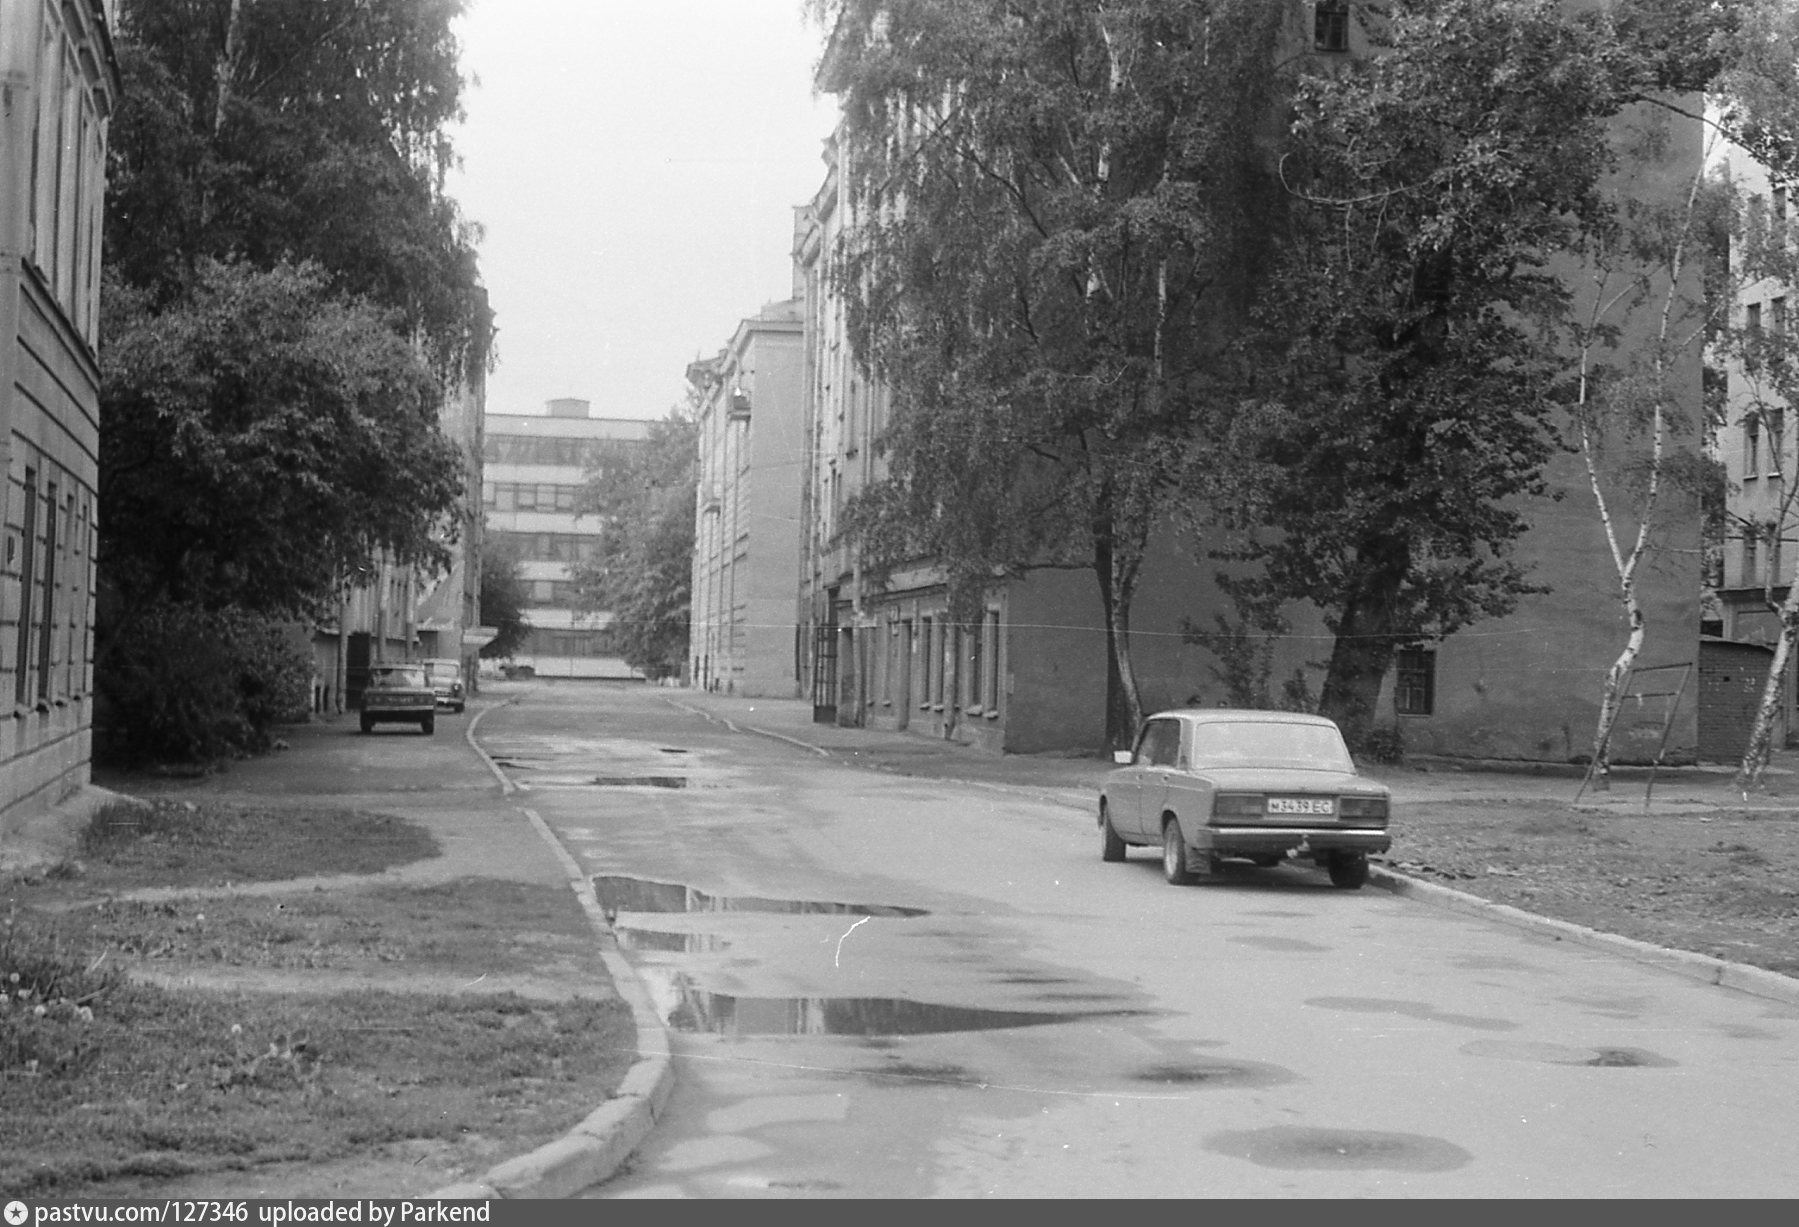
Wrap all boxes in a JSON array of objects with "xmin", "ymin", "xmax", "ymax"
[
  {"xmin": 817, "ymin": 0, "xmax": 1288, "ymax": 741},
  {"xmin": 106, "ymin": 0, "xmax": 484, "ymax": 378},
  {"xmin": 99, "ymin": 259, "xmax": 465, "ymax": 621},
  {"xmin": 572, "ymin": 412, "xmax": 697, "ymax": 682}
]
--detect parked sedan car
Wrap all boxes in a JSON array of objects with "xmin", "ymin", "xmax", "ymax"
[
  {"xmin": 422, "ymin": 657, "xmax": 465, "ymax": 713},
  {"xmin": 1098, "ymin": 709, "xmax": 1390, "ymax": 889},
  {"xmin": 360, "ymin": 664, "xmax": 436, "ymax": 735}
]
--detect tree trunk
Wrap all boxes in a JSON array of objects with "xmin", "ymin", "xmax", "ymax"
[
  {"xmin": 1736, "ymin": 596, "xmax": 1799, "ymax": 792},
  {"xmin": 1318, "ymin": 540, "xmax": 1407, "ymax": 748},
  {"xmin": 1093, "ymin": 503, "xmax": 1145, "ymax": 749}
]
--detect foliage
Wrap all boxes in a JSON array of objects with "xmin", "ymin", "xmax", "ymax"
[
  {"xmin": 94, "ymin": 601, "xmax": 313, "ymax": 765},
  {"xmin": 477, "ymin": 535, "xmax": 531, "ymax": 660},
  {"xmin": 1208, "ymin": 0, "xmax": 1704, "ymax": 747},
  {"xmin": 816, "ymin": 0, "xmax": 1286, "ymax": 744},
  {"xmin": 99, "ymin": 260, "xmax": 465, "ymax": 627},
  {"xmin": 571, "ymin": 412, "xmax": 697, "ymax": 681},
  {"xmin": 106, "ymin": 0, "xmax": 484, "ymax": 379}
]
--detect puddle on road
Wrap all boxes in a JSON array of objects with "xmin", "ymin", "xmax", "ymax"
[
  {"xmin": 1206, "ymin": 1125, "xmax": 1472, "ymax": 1172},
  {"xmin": 1231, "ymin": 935, "xmax": 1332, "ymax": 954},
  {"xmin": 594, "ymin": 875, "xmax": 929, "ymax": 918},
  {"xmin": 1306, "ymin": 996, "xmax": 1519, "ymax": 1032},
  {"xmin": 1134, "ymin": 1058, "xmax": 1297, "ymax": 1089},
  {"xmin": 1461, "ymin": 1039, "xmax": 1677, "ymax": 1067},
  {"xmin": 590, "ymin": 775, "xmax": 688, "ymax": 788},
  {"xmin": 663, "ymin": 983, "xmax": 1138, "ymax": 1037},
  {"xmin": 613, "ymin": 927, "xmax": 728, "ymax": 954}
]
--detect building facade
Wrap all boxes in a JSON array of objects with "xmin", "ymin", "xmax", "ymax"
[
  {"xmin": 788, "ymin": 1, "xmax": 1704, "ymax": 763},
  {"xmin": 0, "ymin": 0, "xmax": 119, "ymax": 839},
  {"xmin": 1711, "ymin": 131, "xmax": 1799, "ymax": 754},
  {"xmin": 688, "ymin": 301, "xmax": 807, "ymax": 697},
  {"xmin": 483, "ymin": 399, "xmax": 650, "ymax": 678}
]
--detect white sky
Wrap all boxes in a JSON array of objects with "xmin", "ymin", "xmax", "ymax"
[{"xmin": 448, "ymin": 0, "xmax": 839, "ymax": 421}]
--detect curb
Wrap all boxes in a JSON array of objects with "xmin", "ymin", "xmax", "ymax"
[
  {"xmin": 1367, "ymin": 865, "xmax": 1799, "ymax": 1007},
  {"xmin": 431, "ymin": 704, "xmax": 677, "ymax": 1200}
]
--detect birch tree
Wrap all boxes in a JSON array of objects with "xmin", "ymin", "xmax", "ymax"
[
  {"xmin": 1572, "ymin": 122, "xmax": 1724, "ymax": 787},
  {"xmin": 813, "ymin": 0, "xmax": 1286, "ymax": 745}
]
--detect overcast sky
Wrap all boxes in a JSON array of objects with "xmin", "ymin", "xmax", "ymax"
[{"xmin": 448, "ymin": 0, "xmax": 839, "ymax": 422}]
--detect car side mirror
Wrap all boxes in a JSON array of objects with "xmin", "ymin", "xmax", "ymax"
[{"xmin": 1112, "ymin": 749, "xmax": 1134, "ymax": 765}]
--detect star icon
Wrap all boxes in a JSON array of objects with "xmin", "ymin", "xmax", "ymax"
[{"xmin": 4, "ymin": 1201, "xmax": 29, "ymax": 1227}]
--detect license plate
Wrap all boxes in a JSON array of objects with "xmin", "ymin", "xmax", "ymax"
[{"xmin": 1268, "ymin": 797, "xmax": 1334, "ymax": 815}]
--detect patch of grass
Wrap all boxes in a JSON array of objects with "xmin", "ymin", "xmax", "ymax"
[
  {"xmin": 0, "ymin": 982, "xmax": 636, "ymax": 1198},
  {"xmin": 1386, "ymin": 798, "xmax": 1799, "ymax": 977},
  {"xmin": 42, "ymin": 879, "xmax": 594, "ymax": 974},
  {"xmin": 33, "ymin": 799, "xmax": 439, "ymax": 892}
]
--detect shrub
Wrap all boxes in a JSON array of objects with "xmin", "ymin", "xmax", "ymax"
[
  {"xmin": 96, "ymin": 602, "xmax": 312, "ymax": 765},
  {"xmin": 1360, "ymin": 723, "xmax": 1406, "ymax": 765}
]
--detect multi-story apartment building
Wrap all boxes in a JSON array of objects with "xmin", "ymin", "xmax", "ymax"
[
  {"xmin": 792, "ymin": 1, "xmax": 1705, "ymax": 762},
  {"xmin": 687, "ymin": 301, "xmax": 807, "ymax": 696},
  {"xmin": 483, "ymin": 399, "xmax": 650, "ymax": 678},
  {"xmin": 0, "ymin": 0, "xmax": 119, "ymax": 839},
  {"xmin": 1708, "ymin": 136, "xmax": 1799, "ymax": 760}
]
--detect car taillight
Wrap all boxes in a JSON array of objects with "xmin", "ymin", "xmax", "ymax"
[
  {"xmin": 1212, "ymin": 793, "xmax": 1266, "ymax": 819},
  {"xmin": 1339, "ymin": 796, "xmax": 1389, "ymax": 823}
]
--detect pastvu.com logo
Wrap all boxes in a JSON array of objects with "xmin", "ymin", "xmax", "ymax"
[{"xmin": 5, "ymin": 1201, "xmax": 29, "ymax": 1226}]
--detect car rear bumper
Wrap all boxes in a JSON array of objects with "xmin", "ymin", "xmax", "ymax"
[
  {"xmin": 1198, "ymin": 825, "xmax": 1391, "ymax": 856},
  {"xmin": 364, "ymin": 705, "xmax": 434, "ymax": 721}
]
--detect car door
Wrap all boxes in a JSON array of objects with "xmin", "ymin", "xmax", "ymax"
[
  {"xmin": 1135, "ymin": 718, "xmax": 1182, "ymax": 837},
  {"xmin": 1108, "ymin": 724, "xmax": 1150, "ymax": 838}
]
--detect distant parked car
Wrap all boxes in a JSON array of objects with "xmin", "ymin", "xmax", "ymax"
[
  {"xmin": 1098, "ymin": 709, "xmax": 1391, "ymax": 889},
  {"xmin": 360, "ymin": 664, "xmax": 436, "ymax": 735},
  {"xmin": 422, "ymin": 657, "xmax": 465, "ymax": 713}
]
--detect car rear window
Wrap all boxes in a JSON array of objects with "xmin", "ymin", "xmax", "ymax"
[
  {"xmin": 371, "ymin": 667, "xmax": 429, "ymax": 688},
  {"xmin": 1190, "ymin": 722, "xmax": 1354, "ymax": 771}
]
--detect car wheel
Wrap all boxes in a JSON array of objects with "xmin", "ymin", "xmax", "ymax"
[
  {"xmin": 1328, "ymin": 852, "xmax": 1369, "ymax": 890},
  {"xmin": 360, "ymin": 714, "xmax": 374, "ymax": 734},
  {"xmin": 421, "ymin": 715, "xmax": 436, "ymax": 735},
  {"xmin": 1162, "ymin": 820, "xmax": 1194, "ymax": 886},
  {"xmin": 1099, "ymin": 803, "xmax": 1126, "ymax": 863}
]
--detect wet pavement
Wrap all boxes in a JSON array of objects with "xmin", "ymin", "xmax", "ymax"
[{"xmin": 471, "ymin": 682, "xmax": 1799, "ymax": 1199}]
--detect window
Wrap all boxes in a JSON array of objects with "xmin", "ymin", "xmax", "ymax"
[
  {"xmin": 1138, "ymin": 719, "xmax": 1183, "ymax": 767},
  {"xmin": 38, "ymin": 481, "xmax": 59, "ymax": 698},
  {"xmin": 1767, "ymin": 409, "xmax": 1786, "ymax": 476},
  {"xmin": 1748, "ymin": 302, "xmax": 1763, "ymax": 334},
  {"xmin": 919, "ymin": 617, "xmax": 935, "ymax": 708},
  {"xmin": 16, "ymin": 468, "xmax": 39, "ymax": 706},
  {"xmin": 1776, "ymin": 297, "xmax": 1790, "ymax": 338},
  {"xmin": 967, "ymin": 620, "xmax": 984, "ymax": 711},
  {"xmin": 1747, "ymin": 414, "xmax": 1763, "ymax": 477},
  {"xmin": 1314, "ymin": 1, "xmax": 1350, "ymax": 52},
  {"xmin": 983, "ymin": 608, "xmax": 1001, "ymax": 718},
  {"xmin": 1394, "ymin": 648, "xmax": 1436, "ymax": 717},
  {"xmin": 1776, "ymin": 186, "xmax": 1788, "ymax": 222}
]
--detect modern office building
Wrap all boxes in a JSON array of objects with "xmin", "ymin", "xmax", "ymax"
[
  {"xmin": 483, "ymin": 399, "xmax": 650, "ymax": 678},
  {"xmin": 0, "ymin": 0, "xmax": 120, "ymax": 840}
]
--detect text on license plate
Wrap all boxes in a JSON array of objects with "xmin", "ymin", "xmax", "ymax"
[{"xmin": 1267, "ymin": 797, "xmax": 1334, "ymax": 815}]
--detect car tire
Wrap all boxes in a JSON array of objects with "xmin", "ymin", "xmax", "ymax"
[
  {"xmin": 360, "ymin": 714, "xmax": 374, "ymax": 734},
  {"xmin": 1162, "ymin": 820, "xmax": 1195, "ymax": 886},
  {"xmin": 1328, "ymin": 852, "xmax": 1369, "ymax": 890},
  {"xmin": 421, "ymin": 715, "xmax": 435, "ymax": 735},
  {"xmin": 1100, "ymin": 804, "xmax": 1126, "ymax": 863}
]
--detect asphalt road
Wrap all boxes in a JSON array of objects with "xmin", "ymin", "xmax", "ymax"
[{"xmin": 476, "ymin": 682, "xmax": 1799, "ymax": 1199}]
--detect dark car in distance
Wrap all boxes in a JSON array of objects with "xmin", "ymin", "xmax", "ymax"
[{"xmin": 360, "ymin": 664, "xmax": 436, "ymax": 735}]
